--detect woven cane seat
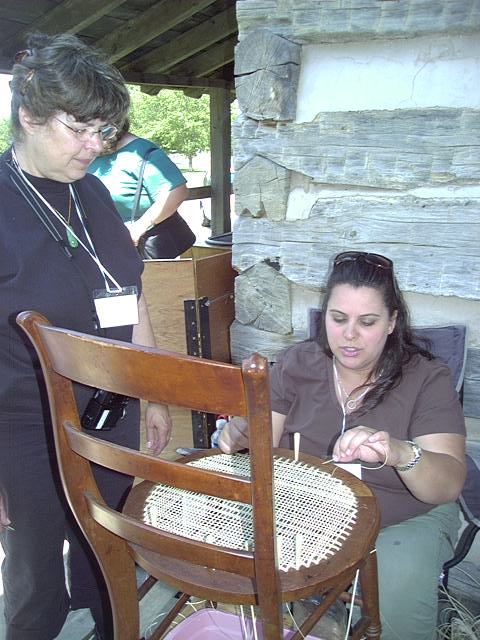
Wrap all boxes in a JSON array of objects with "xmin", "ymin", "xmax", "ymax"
[{"xmin": 143, "ymin": 453, "xmax": 358, "ymax": 572}]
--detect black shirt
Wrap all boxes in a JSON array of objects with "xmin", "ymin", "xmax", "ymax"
[{"xmin": 0, "ymin": 149, "xmax": 144, "ymax": 424}]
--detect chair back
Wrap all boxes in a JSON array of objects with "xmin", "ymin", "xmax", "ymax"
[
  {"xmin": 442, "ymin": 441, "xmax": 480, "ymax": 588},
  {"xmin": 411, "ymin": 325, "xmax": 467, "ymax": 395},
  {"xmin": 16, "ymin": 310, "xmax": 280, "ymax": 638},
  {"xmin": 462, "ymin": 442, "xmax": 480, "ymax": 525},
  {"xmin": 308, "ymin": 309, "xmax": 467, "ymax": 395}
]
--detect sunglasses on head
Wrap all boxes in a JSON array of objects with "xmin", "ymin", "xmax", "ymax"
[
  {"xmin": 333, "ymin": 251, "xmax": 393, "ymax": 270},
  {"xmin": 14, "ymin": 49, "xmax": 32, "ymax": 64},
  {"xmin": 13, "ymin": 50, "xmax": 36, "ymax": 96}
]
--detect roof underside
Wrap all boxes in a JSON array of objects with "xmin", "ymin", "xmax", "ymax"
[{"xmin": 0, "ymin": 0, "xmax": 237, "ymax": 94}]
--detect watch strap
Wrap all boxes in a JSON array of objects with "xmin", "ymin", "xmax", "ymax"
[{"xmin": 395, "ymin": 440, "xmax": 423, "ymax": 472}]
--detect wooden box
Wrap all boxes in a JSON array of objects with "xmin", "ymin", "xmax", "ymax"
[{"xmin": 142, "ymin": 248, "xmax": 236, "ymax": 448}]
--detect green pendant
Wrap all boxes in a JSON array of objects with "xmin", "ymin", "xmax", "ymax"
[{"xmin": 66, "ymin": 225, "xmax": 78, "ymax": 248}]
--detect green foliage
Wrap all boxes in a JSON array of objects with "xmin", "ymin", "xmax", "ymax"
[
  {"xmin": 0, "ymin": 118, "xmax": 12, "ymax": 153},
  {"xmin": 128, "ymin": 86, "xmax": 210, "ymax": 165},
  {"xmin": 0, "ymin": 86, "xmax": 235, "ymax": 165}
]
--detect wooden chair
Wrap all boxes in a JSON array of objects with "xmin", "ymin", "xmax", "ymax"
[{"xmin": 17, "ymin": 310, "xmax": 381, "ymax": 640}]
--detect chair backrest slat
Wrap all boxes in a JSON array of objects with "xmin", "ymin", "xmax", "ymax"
[
  {"xmin": 65, "ymin": 423, "xmax": 252, "ymax": 502},
  {"xmin": 84, "ymin": 492, "xmax": 256, "ymax": 576},
  {"xmin": 40, "ymin": 324, "xmax": 249, "ymax": 415}
]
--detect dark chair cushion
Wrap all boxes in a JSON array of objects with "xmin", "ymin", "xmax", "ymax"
[{"xmin": 412, "ymin": 325, "xmax": 467, "ymax": 393}]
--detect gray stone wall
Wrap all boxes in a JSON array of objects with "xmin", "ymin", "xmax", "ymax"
[{"xmin": 232, "ymin": 0, "xmax": 480, "ymax": 424}]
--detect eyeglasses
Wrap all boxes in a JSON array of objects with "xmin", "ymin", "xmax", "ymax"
[
  {"xmin": 333, "ymin": 251, "xmax": 393, "ymax": 270},
  {"xmin": 54, "ymin": 116, "xmax": 118, "ymax": 142}
]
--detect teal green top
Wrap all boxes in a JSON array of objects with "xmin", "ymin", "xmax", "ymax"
[{"xmin": 89, "ymin": 138, "xmax": 187, "ymax": 223}]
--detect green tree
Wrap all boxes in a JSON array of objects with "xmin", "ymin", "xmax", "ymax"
[
  {"xmin": 128, "ymin": 86, "xmax": 210, "ymax": 170},
  {"xmin": 0, "ymin": 118, "xmax": 11, "ymax": 153}
]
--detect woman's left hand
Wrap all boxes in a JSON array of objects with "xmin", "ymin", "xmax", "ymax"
[
  {"xmin": 333, "ymin": 426, "xmax": 392, "ymax": 465},
  {"xmin": 0, "ymin": 489, "xmax": 11, "ymax": 532},
  {"xmin": 145, "ymin": 402, "xmax": 173, "ymax": 455}
]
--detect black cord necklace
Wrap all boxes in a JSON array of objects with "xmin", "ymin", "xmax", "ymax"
[
  {"xmin": 9, "ymin": 164, "xmax": 74, "ymax": 258},
  {"xmin": 52, "ymin": 188, "xmax": 78, "ymax": 249}
]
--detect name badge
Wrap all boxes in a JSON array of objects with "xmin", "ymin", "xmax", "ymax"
[
  {"xmin": 334, "ymin": 462, "xmax": 362, "ymax": 479},
  {"xmin": 93, "ymin": 286, "xmax": 139, "ymax": 328}
]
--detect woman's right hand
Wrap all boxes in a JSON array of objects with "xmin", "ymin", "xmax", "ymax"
[
  {"xmin": 218, "ymin": 417, "xmax": 249, "ymax": 454},
  {"xmin": 333, "ymin": 426, "xmax": 392, "ymax": 465}
]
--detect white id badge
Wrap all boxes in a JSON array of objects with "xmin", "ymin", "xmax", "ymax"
[
  {"xmin": 334, "ymin": 462, "xmax": 362, "ymax": 479},
  {"xmin": 93, "ymin": 286, "xmax": 139, "ymax": 328}
]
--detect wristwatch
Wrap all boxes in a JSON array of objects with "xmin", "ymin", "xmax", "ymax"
[{"xmin": 395, "ymin": 440, "xmax": 423, "ymax": 472}]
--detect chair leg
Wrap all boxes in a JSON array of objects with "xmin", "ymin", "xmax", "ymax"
[
  {"xmin": 137, "ymin": 575, "xmax": 158, "ymax": 601},
  {"xmin": 289, "ymin": 588, "xmax": 342, "ymax": 640},
  {"xmin": 148, "ymin": 592, "xmax": 191, "ymax": 640},
  {"xmin": 257, "ymin": 601, "xmax": 285, "ymax": 640},
  {"xmin": 356, "ymin": 551, "xmax": 381, "ymax": 640},
  {"xmin": 106, "ymin": 561, "xmax": 141, "ymax": 640}
]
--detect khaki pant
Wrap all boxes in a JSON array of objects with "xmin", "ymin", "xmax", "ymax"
[{"xmin": 375, "ymin": 502, "xmax": 461, "ymax": 640}]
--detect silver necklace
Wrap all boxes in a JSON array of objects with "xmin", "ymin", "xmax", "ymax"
[{"xmin": 333, "ymin": 357, "xmax": 373, "ymax": 412}]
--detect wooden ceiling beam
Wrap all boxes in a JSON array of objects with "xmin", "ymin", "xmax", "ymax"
[
  {"xmin": 121, "ymin": 6, "xmax": 237, "ymax": 74},
  {"xmin": 123, "ymin": 71, "xmax": 233, "ymax": 91},
  {"xmin": 95, "ymin": 0, "xmax": 217, "ymax": 64},
  {"xmin": 171, "ymin": 37, "xmax": 236, "ymax": 78},
  {"xmin": 0, "ymin": 4, "xmax": 50, "ymax": 22},
  {"xmin": 139, "ymin": 38, "xmax": 235, "ymax": 97},
  {"xmin": 3, "ymin": 0, "xmax": 127, "ymax": 56}
]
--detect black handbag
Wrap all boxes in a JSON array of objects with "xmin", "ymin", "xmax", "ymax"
[{"xmin": 132, "ymin": 149, "xmax": 196, "ymax": 259}]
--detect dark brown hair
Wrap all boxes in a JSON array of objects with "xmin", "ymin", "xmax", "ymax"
[
  {"xmin": 10, "ymin": 33, "xmax": 130, "ymax": 141},
  {"xmin": 316, "ymin": 253, "xmax": 432, "ymax": 411}
]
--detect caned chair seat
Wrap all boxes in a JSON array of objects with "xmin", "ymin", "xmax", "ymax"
[{"xmin": 124, "ymin": 449, "xmax": 378, "ymax": 606}]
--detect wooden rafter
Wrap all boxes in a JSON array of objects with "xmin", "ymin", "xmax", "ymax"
[
  {"xmin": 123, "ymin": 71, "xmax": 233, "ymax": 90},
  {"xmin": 3, "ymin": 0, "xmax": 127, "ymax": 54},
  {"xmin": 120, "ymin": 6, "xmax": 237, "ymax": 74},
  {"xmin": 171, "ymin": 37, "xmax": 236, "ymax": 77},
  {"xmin": 95, "ymin": 0, "xmax": 218, "ymax": 64}
]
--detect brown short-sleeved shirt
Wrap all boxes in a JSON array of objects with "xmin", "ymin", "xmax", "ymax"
[{"xmin": 270, "ymin": 341, "xmax": 466, "ymax": 528}]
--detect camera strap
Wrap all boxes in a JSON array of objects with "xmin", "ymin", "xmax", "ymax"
[{"xmin": 9, "ymin": 167, "xmax": 74, "ymax": 258}]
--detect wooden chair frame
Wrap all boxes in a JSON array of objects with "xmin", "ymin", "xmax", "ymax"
[{"xmin": 18, "ymin": 310, "xmax": 381, "ymax": 640}]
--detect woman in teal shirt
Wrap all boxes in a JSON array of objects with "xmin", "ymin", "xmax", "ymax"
[{"xmin": 89, "ymin": 121, "xmax": 191, "ymax": 258}]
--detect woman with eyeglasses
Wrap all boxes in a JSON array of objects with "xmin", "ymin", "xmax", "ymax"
[
  {"xmin": 220, "ymin": 251, "xmax": 466, "ymax": 640},
  {"xmin": 0, "ymin": 33, "xmax": 172, "ymax": 640}
]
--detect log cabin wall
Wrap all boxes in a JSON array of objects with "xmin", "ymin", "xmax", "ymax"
[{"xmin": 231, "ymin": 0, "xmax": 480, "ymax": 439}]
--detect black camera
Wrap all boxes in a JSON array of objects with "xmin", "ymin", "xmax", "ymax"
[{"xmin": 81, "ymin": 389, "xmax": 130, "ymax": 431}]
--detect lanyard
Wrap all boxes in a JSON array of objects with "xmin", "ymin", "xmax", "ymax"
[
  {"xmin": 10, "ymin": 148, "xmax": 122, "ymax": 292},
  {"xmin": 332, "ymin": 357, "xmax": 372, "ymax": 435}
]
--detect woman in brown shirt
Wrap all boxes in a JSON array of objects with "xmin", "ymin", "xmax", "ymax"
[{"xmin": 221, "ymin": 251, "xmax": 466, "ymax": 640}]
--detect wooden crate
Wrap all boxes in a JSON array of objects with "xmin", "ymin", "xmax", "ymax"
[{"xmin": 142, "ymin": 249, "xmax": 236, "ymax": 448}]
